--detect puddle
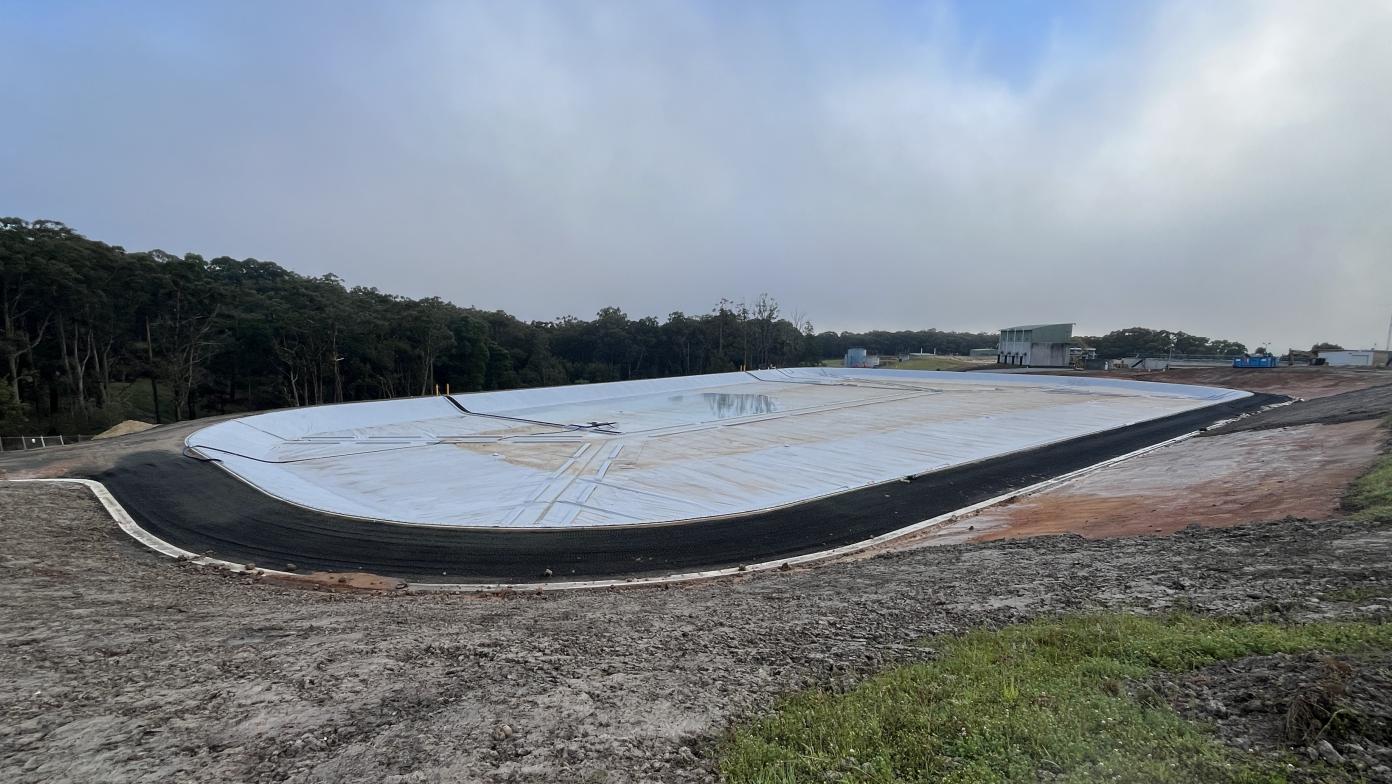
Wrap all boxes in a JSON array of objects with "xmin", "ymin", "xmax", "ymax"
[{"xmin": 666, "ymin": 392, "xmax": 779, "ymax": 419}]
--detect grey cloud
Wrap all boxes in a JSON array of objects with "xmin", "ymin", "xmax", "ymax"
[{"xmin": 2, "ymin": 0, "xmax": 1389, "ymax": 350}]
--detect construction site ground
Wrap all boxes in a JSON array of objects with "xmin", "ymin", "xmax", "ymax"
[
  {"xmin": 2, "ymin": 366, "xmax": 1390, "ymax": 783},
  {"xmin": 1067, "ymin": 365, "xmax": 1390, "ymax": 400},
  {"xmin": 885, "ymin": 419, "xmax": 1382, "ymax": 546}
]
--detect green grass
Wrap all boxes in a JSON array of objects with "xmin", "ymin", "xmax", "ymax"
[
  {"xmin": 1344, "ymin": 431, "xmax": 1392, "ymax": 521},
  {"xmin": 721, "ymin": 614, "xmax": 1392, "ymax": 784}
]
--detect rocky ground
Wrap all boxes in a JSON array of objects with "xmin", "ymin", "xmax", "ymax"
[
  {"xmin": 2, "ymin": 480, "xmax": 1391, "ymax": 783},
  {"xmin": 1153, "ymin": 649, "xmax": 1392, "ymax": 781}
]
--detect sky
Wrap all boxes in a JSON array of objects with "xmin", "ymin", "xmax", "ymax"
[{"xmin": 3, "ymin": 0, "xmax": 1390, "ymax": 351}]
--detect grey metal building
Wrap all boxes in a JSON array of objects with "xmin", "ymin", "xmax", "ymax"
[
  {"xmin": 1316, "ymin": 349, "xmax": 1391, "ymax": 367},
  {"xmin": 997, "ymin": 323, "xmax": 1074, "ymax": 368}
]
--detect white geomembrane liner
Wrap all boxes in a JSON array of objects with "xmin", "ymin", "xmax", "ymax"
[{"xmin": 186, "ymin": 368, "xmax": 1249, "ymax": 528}]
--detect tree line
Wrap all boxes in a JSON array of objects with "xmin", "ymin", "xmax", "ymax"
[
  {"xmin": 1080, "ymin": 327, "xmax": 1249, "ymax": 360},
  {"xmin": 2, "ymin": 218, "xmax": 1258, "ymax": 436},
  {"xmin": 2, "ymin": 218, "xmax": 1004, "ymax": 435}
]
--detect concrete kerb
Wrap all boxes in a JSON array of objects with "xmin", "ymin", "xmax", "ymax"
[{"xmin": 9, "ymin": 477, "xmax": 297, "ymax": 582}]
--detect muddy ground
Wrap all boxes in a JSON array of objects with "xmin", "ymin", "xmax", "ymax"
[
  {"xmin": 863, "ymin": 375, "xmax": 1392, "ymax": 548},
  {"xmin": 1153, "ymin": 650, "xmax": 1392, "ymax": 782},
  {"xmin": 890, "ymin": 419, "xmax": 1386, "ymax": 544},
  {"xmin": 3, "ymin": 367, "xmax": 1392, "ymax": 783},
  {"xmin": 1216, "ymin": 382, "xmax": 1392, "ymax": 433},
  {"xmin": 1, "ymin": 483, "xmax": 1390, "ymax": 784},
  {"xmin": 1072, "ymin": 366, "xmax": 1391, "ymax": 400}
]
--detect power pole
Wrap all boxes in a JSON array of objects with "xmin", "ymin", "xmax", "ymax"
[{"xmin": 1385, "ymin": 311, "xmax": 1391, "ymax": 351}]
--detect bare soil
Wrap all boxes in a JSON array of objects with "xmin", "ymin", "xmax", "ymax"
[
  {"xmin": 93, "ymin": 420, "xmax": 158, "ymax": 440},
  {"xmin": 900, "ymin": 420, "xmax": 1385, "ymax": 544},
  {"xmin": 867, "ymin": 373, "xmax": 1391, "ymax": 549},
  {"xmin": 4, "ymin": 366, "xmax": 1391, "ymax": 783},
  {"xmin": 1215, "ymin": 383, "xmax": 1392, "ymax": 433},
  {"xmin": 1151, "ymin": 651, "xmax": 1392, "ymax": 781},
  {"xmin": 1074, "ymin": 366, "xmax": 1392, "ymax": 400},
  {"xmin": 3, "ymin": 482, "xmax": 1391, "ymax": 784},
  {"xmin": 0, "ymin": 416, "xmax": 224, "ymax": 480}
]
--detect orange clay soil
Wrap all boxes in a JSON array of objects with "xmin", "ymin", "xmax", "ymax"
[{"xmin": 874, "ymin": 418, "xmax": 1386, "ymax": 549}]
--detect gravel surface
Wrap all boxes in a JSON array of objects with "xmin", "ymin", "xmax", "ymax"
[{"xmin": 3, "ymin": 482, "xmax": 1391, "ymax": 783}]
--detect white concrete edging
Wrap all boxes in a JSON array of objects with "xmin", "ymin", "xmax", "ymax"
[{"xmin": 8, "ymin": 478, "xmax": 297, "ymax": 580}]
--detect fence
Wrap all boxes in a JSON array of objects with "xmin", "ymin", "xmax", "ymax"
[{"xmin": 0, "ymin": 435, "xmax": 96, "ymax": 452}]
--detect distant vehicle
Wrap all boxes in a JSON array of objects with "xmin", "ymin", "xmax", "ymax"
[{"xmin": 1232, "ymin": 355, "xmax": 1280, "ymax": 368}]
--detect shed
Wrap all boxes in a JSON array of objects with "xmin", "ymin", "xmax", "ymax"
[{"xmin": 1316, "ymin": 349, "xmax": 1391, "ymax": 367}]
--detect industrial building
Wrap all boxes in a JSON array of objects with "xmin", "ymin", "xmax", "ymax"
[
  {"xmin": 1316, "ymin": 349, "xmax": 1391, "ymax": 367},
  {"xmin": 997, "ymin": 323, "xmax": 1075, "ymax": 367}
]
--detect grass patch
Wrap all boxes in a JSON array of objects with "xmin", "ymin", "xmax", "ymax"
[
  {"xmin": 1343, "ymin": 441, "xmax": 1392, "ymax": 522},
  {"xmin": 721, "ymin": 614, "xmax": 1392, "ymax": 784}
]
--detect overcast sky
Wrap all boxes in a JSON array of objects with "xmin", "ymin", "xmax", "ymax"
[{"xmin": 3, "ymin": 1, "xmax": 1390, "ymax": 350}]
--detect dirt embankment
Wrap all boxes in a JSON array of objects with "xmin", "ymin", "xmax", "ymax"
[
  {"xmin": 3, "ymin": 482, "xmax": 1391, "ymax": 784},
  {"xmin": 93, "ymin": 420, "xmax": 158, "ymax": 440},
  {"xmin": 0, "ymin": 417, "xmax": 223, "ymax": 480},
  {"xmin": 1215, "ymin": 382, "xmax": 1392, "ymax": 434},
  {"xmin": 872, "ymin": 371, "xmax": 1392, "ymax": 548},
  {"xmin": 1153, "ymin": 651, "xmax": 1392, "ymax": 782},
  {"xmin": 949, "ymin": 419, "xmax": 1385, "ymax": 543},
  {"xmin": 1083, "ymin": 366, "xmax": 1391, "ymax": 400}
]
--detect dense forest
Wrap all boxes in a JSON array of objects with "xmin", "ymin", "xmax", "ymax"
[
  {"xmin": 1, "ymin": 218, "xmax": 1255, "ymax": 437},
  {"xmin": 1, "ymin": 218, "xmax": 1002, "ymax": 435}
]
